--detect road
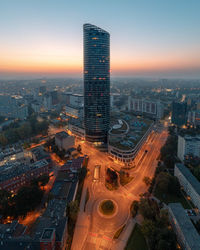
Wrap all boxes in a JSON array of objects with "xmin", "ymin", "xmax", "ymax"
[{"xmin": 72, "ymin": 121, "xmax": 168, "ymax": 250}]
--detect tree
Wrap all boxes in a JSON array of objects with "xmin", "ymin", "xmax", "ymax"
[
  {"xmin": 139, "ymin": 198, "xmax": 157, "ymax": 220},
  {"xmin": 0, "ymin": 134, "xmax": 8, "ymax": 146},
  {"xmin": 67, "ymin": 200, "xmax": 79, "ymax": 222},
  {"xmin": 141, "ymin": 219, "xmax": 156, "ymax": 238},
  {"xmin": 193, "ymin": 166, "xmax": 200, "ymax": 181},
  {"xmin": 15, "ymin": 185, "xmax": 43, "ymax": 217},
  {"xmin": 78, "ymin": 166, "xmax": 87, "ymax": 182},
  {"xmin": 38, "ymin": 174, "xmax": 50, "ymax": 189},
  {"xmin": 0, "ymin": 190, "xmax": 11, "ymax": 216},
  {"xmin": 143, "ymin": 176, "xmax": 151, "ymax": 186},
  {"xmin": 130, "ymin": 200, "xmax": 139, "ymax": 217}
]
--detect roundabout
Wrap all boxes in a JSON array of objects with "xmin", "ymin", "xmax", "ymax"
[
  {"xmin": 98, "ymin": 199, "xmax": 117, "ymax": 217},
  {"xmin": 92, "ymin": 195, "xmax": 130, "ymax": 233}
]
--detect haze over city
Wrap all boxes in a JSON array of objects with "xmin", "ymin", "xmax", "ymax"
[{"xmin": 1, "ymin": 0, "xmax": 200, "ymax": 79}]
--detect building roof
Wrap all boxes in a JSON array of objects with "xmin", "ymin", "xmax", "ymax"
[
  {"xmin": 169, "ymin": 203, "xmax": 200, "ymax": 250},
  {"xmin": 31, "ymin": 146, "xmax": 49, "ymax": 161},
  {"xmin": 0, "ymin": 159, "xmax": 49, "ymax": 183},
  {"xmin": 61, "ymin": 157, "xmax": 85, "ymax": 172},
  {"xmin": 55, "ymin": 131, "xmax": 69, "ymax": 140},
  {"xmin": 175, "ymin": 163, "xmax": 200, "ymax": 196}
]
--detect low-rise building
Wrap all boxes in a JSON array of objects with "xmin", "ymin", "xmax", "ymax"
[
  {"xmin": 0, "ymin": 159, "xmax": 50, "ymax": 193},
  {"xmin": 30, "ymin": 146, "xmax": 51, "ymax": 162},
  {"xmin": 65, "ymin": 105, "xmax": 83, "ymax": 119},
  {"xmin": 177, "ymin": 135, "xmax": 200, "ymax": 161},
  {"xmin": 108, "ymin": 117, "xmax": 154, "ymax": 166},
  {"xmin": 55, "ymin": 131, "xmax": 75, "ymax": 151},
  {"xmin": 174, "ymin": 163, "xmax": 200, "ymax": 210},
  {"xmin": 0, "ymin": 157, "xmax": 82, "ymax": 250},
  {"xmin": 168, "ymin": 203, "xmax": 200, "ymax": 250}
]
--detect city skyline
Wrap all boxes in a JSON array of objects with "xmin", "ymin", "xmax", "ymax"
[{"xmin": 0, "ymin": 0, "xmax": 200, "ymax": 79}]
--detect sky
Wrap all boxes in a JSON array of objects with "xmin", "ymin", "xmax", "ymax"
[{"xmin": 0, "ymin": 0, "xmax": 200, "ymax": 79}]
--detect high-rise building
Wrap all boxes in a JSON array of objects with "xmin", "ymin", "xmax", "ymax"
[
  {"xmin": 83, "ymin": 23, "xmax": 110, "ymax": 145},
  {"xmin": 177, "ymin": 135, "xmax": 200, "ymax": 161},
  {"xmin": 171, "ymin": 101, "xmax": 187, "ymax": 126},
  {"xmin": 128, "ymin": 97, "xmax": 164, "ymax": 119}
]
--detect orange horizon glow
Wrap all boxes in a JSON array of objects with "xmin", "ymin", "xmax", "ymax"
[{"xmin": 1, "ymin": 59, "xmax": 199, "ymax": 75}]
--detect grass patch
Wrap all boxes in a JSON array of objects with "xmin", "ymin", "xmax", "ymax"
[
  {"xmin": 154, "ymin": 190, "xmax": 193, "ymax": 209},
  {"xmin": 105, "ymin": 182, "xmax": 118, "ymax": 191},
  {"xmin": 125, "ymin": 223, "xmax": 148, "ymax": 250},
  {"xmin": 119, "ymin": 172, "xmax": 134, "ymax": 186},
  {"xmin": 99, "ymin": 200, "xmax": 116, "ymax": 215},
  {"xmin": 113, "ymin": 224, "xmax": 126, "ymax": 239}
]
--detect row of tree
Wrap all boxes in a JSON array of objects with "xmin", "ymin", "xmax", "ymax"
[
  {"xmin": 160, "ymin": 128, "xmax": 178, "ymax": 168},
  {"xmin": 0, "ymin": 115, "xmax": 49, "ymax": 146},
  {"xmin": 131, "ymin": 198, "xmax": 178, "ymax": 250}
]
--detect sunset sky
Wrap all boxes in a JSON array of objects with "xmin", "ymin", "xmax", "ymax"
[{"xmin": 0, "ymin": 0, "xmax": 200, "ymax": 79}]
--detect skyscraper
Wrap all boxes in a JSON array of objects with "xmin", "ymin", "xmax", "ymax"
[{"xmin": 83, "ymin": 24, "xmax": 110, "ymax": 145}]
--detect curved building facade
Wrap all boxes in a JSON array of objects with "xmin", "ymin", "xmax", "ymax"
[{"xmin": 83, "ymin": 23, "xmax": 110, "ymax": 145}]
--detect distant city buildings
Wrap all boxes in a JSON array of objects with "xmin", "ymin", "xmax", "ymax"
[
  {"xmin": 174, "ymin": 163, "xmax": 200, "ymax": 210},
  {"xmin": 0, "ymin": 95, "xmax": 28, "ymax": 119},
  {"xmin": 128, "ymin": 97, "xmax": 164, "ymax": 119},
  {"xmin": 168, "ymin": 203, "xmax": 200, "ymax": 250},
  {"xmin": 187, "ymin": 110, "xmax": 200, "ymax": 127},
  {"xmin": 177, "ymin": 135, "xmax": 200, "ymax": 161},
  {"xmin": 83, "ymin": 23, "xmax": 110, "ymax": 145},
  {"xmin": 171, "ymin": 101, "xmax": 187, "ymax": 126},
  {"xmin": 55, "ymin": 131, "xmax": 75, "ymax": 151}
]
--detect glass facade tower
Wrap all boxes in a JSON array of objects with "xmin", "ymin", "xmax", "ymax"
[{"xmin": 83, "ymin": 23, "xmax": 110, "ymax": 145}]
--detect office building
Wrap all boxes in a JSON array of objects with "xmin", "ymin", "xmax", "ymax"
[
  {"xmin": 171, "ymin": 101, "xmax": 187, "ymax": 126},
  {"xmin": 83, "ymin": 23, "xmax": 110, "ymax": 145},
  {"xmin": 177, "ymin": 135, "xmax": 200, "ymax": 161},
  {"xmin": 174, "ymin": 163, "xmax": 200, "ymax": 210},
  {"xmin": 168, "ymin": 203, "xmax": 200, "ymax": 250},
  {"xmin": 128, "ymin": 97, "xmax": 164, "ymax": 119}
]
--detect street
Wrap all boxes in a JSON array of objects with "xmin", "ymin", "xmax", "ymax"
[{"xmin": 72, "ymin": 122, "xmax": 168, "ymax": 250}]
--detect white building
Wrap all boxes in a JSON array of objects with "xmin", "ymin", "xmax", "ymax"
[
  {"xmin": 177, "ymin": 135, "xmax": 200, "ymax": 161},
  {"xmin": 69, "ymin": 94, "xmax": 83, "ymax": 108},
  {"xmin": 65, "ymin": 105, "xmax": 83, "ymax": 119},
  {"xmin": 174, "ymin": 163, "xmax": 200, "ymax": 210},
  {"xmin": 128, "ymin": 97, "xmax": 164, "ymax": 119},
  {"xmin": 168, "ymin": 203, "xmax": 200, "ymax": 250},
  {"xmin": 68, "ymin": 123, "xmax": 85, "ymax": 141},
  {"xmin": 187, "ymin": 111, "xmax": 200, "ymax": 127},
  {"xmin": 55, "ymin": 131, "xmax": 75, "ymax": 151}
]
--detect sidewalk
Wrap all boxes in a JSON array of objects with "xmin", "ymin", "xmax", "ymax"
[{"xmin": 112, "ymin": 218, "xmax": 136, "ymax": 250}]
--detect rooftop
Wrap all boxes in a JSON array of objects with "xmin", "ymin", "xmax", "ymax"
[
  {"xmin": 0, "ymin": 159, "xmax": 49, "ymax": 183},
  {"xmin": 40, "ymin": 228, "xmax": 55, "ymax": 241},
  {"xmin": 55, "ymin": 131, "xmax": 69, "ymax": 140},
  {"xmin": 109, "ymin": 112, "xmax": 153, "ymax": 150},
  {"xmin": 169, "ymin": 203, "xmax": 200, "ymax": 250},
  {"xmin": 175, "ymin": 163, "xmax": 200, "ymax": 196}
]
